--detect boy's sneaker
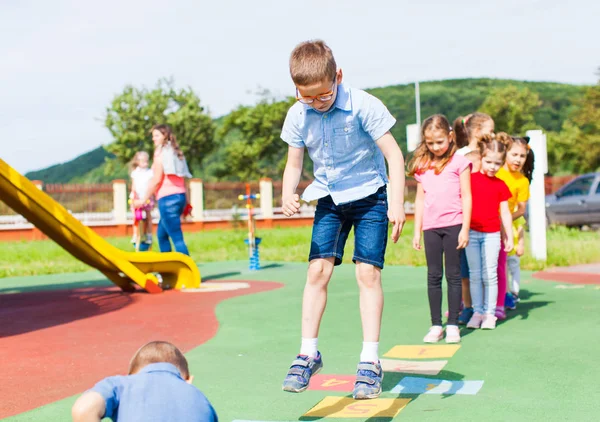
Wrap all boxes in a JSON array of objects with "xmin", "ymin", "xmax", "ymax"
[
  {"xmin": 466, "ymin": 312, "xmax": 484, "ymax": 329},
  {"xmin": 282, "ymin": 352, "xmax": 323, "ymax": 393},
  {"xmin": 495, "ymin": 306, "xmax": 507, "ymax": 320},
  {"xmin": 511, "ymin": 292, "xmax": 521, "ymax": 303},
  {"xmin": 458, "ymin": 307, "xmax": 474, "ymax": 325},
  {"xmin": 481, "ymin": 314, "xmax": 497, "ymax": 330},
  {"xmin": 423, "ymin": 326, "xmax": 444, "ymax": 343},
  {"xmin": 352, "ymin": 361, "xmax": 383, "ymax": 399},
  {"xmin": 144, "ymin": 233, "xmax": 153, "ymax": 245},
  {"xmin": 445, "ymin": 325, "xmax": 461, "ymax": 343},
  {"xmin": 505, "ymin": 293, "xmax": 516, "ymax": 310}
]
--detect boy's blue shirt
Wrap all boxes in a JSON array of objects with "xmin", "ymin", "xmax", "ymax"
[
  {"xmin": 281, "ymin": 83, "xmax": 396, "ymax": 205},
  {"xmin": 91, "ymin": 363, "xmax": 218, "ymax": 422}
]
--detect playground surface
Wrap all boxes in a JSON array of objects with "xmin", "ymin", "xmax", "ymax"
[{"xmin": 1, "ymin": 261, "xmax": 599, "ymax": 421}]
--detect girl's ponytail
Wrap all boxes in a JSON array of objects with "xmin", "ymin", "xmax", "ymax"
[{"xmin": 453, "ymin": 115, "xmax": 470, "ymax": 148}]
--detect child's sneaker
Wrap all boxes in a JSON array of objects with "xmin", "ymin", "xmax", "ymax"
[
  {"xmin": 352, "ymin": 361, "xmax": 383, "ymax": 399},
  {"xmin": 282, "ymin": 352, "xmax": 323, "ymax": 393},
  {"xmin": 466, "ymin": 312, "xmax": 484, "ymax": 329},
  {"xmin": 495, "ymin": 306, "xmax": 507, "ymax": 320},
  {"xmin": 144, "ymin": 233, "xmax": 153, "ymax": 245},
  {"xmin": 423, "ymin": 326, "xmax": 444, "ymax": 343},
  {"xmin": 445, "ymin": 325, "xmax": 461, "ymax": 343},
  {"xmin": 130, "ymin": 236, "xmax": 137, "ymax": 245},
  {"xmin": 505, "ymin": 292, "xmax": 516, "ymax": 310},
  {"xmin": 511, "ymin": 292, "xmax": 520, "ymax": 303},
  {"xmin": 458, "ymin": 307, "xmax": 474, "ymax": 325},
  {"xmin": 481, "ymin": 314, "xmax": 497, "ymax": 329}
]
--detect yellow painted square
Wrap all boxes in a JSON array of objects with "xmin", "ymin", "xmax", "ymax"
[
  {"xmin": 384, "ymin": 345, "xmax": 460, "ymax": 359},
  {"xmin": 303, "ymin": 397, "xmax": 411, "ymax": 418}
]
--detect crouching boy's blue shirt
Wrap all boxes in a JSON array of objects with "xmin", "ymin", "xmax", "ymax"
[
  {"xmin": 281, "ymin": 83, "xmax": 396, "ymax": 205},
  {"xmin": 91, "ymin": 363, "xmax": 218, "ymax": 422}
]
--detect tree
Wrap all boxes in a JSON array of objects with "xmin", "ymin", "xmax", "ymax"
[
  {"xmin": 104, "ymin": 78, "xmax": 216, "ymax": 173},
  {"xmin": 479, "ymin": 85, "xmax": 542, "ymax": 134},
  {"xmin": 218, "ymin": 96, "xmax": 296, "ymax": 180}
]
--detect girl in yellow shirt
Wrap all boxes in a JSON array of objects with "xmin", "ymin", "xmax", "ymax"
[{"xmin": 496, "ymin": 135, "xmax": 535, "ymax": 311}]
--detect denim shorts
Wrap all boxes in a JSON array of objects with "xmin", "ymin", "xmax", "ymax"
[
  {"xmin": 309, "ymin": 186, "xmax": 388, "ymax": 269},
  {"xmin": 460, "ymin": 248, "xmax": 470, "ymax": 279}
]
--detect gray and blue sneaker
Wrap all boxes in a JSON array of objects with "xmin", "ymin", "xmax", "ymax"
[
  {"xmin": 352, "ymin": 361, "xmax": 383, "ymax": 399},
  {"xmin": 505, "ymin": 292, "xmax": 516, "ymax": 310},
  {"xmin": 282, "ymin": 352, "xmax": 323, "ymax": 393},
  {"xmin": 458, "ymin": 307, "xmax": 474, "ymax": 325}
]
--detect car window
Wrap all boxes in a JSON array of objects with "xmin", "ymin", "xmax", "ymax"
[
  {"xmin": 596, "ymin": 179, "xmax": 600, "ymax": 195},
  {"xmin": 560, "ymin": 176, "xmax": 594, "ymax": 197}
]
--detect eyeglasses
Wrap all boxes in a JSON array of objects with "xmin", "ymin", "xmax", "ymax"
[{"xmin": 296, "ymin": 80, "xmax": 336, "ymax": 104}]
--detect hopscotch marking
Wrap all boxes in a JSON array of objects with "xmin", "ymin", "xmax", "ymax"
[
  {"xmin": 390, "ymin": 376, "xmax": 484, "ymax": 395},
  {"xmin": 303, "ymin": 397, "xmax": 411, "ymax": 418},
  {"xmin": 307, "ymin": 374, "xmax": 355, "ymax": 392},
  {"xmin": 380, "ymin": 358, "xmax": 448, "ymax": 375},
  {"xmin": 384, "ymin": 345, "xmax": 460, "ymax": 359}
]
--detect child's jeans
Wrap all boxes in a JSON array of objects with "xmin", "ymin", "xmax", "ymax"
[
  {"xmin": 309, "ymin": 186, "xmax": 388, "ymax": 269},
  {"xmin": 465, "ymin": 230, "xmax": 501, "ymax": 315},
  {"xmin": 157, "ymin": 193, "xmax": 189, "ymax": 255},
  {"xmin": 507, "ymin": 255, "xmax": 521, "ymax": 294}
]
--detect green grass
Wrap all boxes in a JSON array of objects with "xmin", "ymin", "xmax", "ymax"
[{"xmin": 1, "ymin": 222, "xmax": 598, "ymax": 278}]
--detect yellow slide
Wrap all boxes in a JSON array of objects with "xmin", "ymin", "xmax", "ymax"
[{"xmin": 0, "ymin": 157, "xmax": 201, "ymax": 293}]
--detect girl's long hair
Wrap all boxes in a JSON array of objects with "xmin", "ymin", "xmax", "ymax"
[
  {"xmin": 151, "ymin": 124, "xmax": 184, "ymax": 160},
  {"xmin": 407, "ymin": 114, "xmax": 456, "ymax": 177},
  {"xmin": 453, "ymin": 112, "xmax": 494, "ymax": 148}
]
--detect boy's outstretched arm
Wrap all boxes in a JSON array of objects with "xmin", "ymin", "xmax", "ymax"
[
  {"xmin": 282, "ymin": 146, "xmax": 304, "ymax": 217},
  {"xmin": 71, "ymin": 391, "xmax": 105, "ymax": 422},
  {"xmin": 376, "ymin": 131, "xmax": 406, "ymax": 243}
]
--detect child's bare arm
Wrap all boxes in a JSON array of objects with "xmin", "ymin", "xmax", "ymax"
[
  {"xmin": 512, "ymin": 201, "xmax": 527, "ymax": 220},
  {"xmin": 458, "ymin": 167, "xmax": 472, "ymax": 249},
  {"xmin": 500, "ymin": 201, "xmax": 514, "ymax": 252},
  {"xmin": 71, "ymin": 391, "xmax": 105, "ymax": 422},
  {"xmin": 412, "ymin": 183, "xmax": 424, "ymax": 250},
  {"xmin": 376, "ymin": 131, "xmax": 406, "ymax": 243},
  {"xmin": 282, "ymin": 146, "xmax": 304, "ymax": 217}
]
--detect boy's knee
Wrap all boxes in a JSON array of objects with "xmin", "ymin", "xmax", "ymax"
[
  {"xmin": 307, "ymin": 259, "xmax": 334, "ymax": 286},
  {"xmin": 355, "ymin": 263, "xmax": 381, "ymax": 288}
]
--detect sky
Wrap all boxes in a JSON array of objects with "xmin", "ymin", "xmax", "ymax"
[{"xmin": 1, "ymin": 0, "xmax": 598, "ymax": 173}]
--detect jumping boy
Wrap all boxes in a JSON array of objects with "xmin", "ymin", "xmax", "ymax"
[
  {"xmin": 71, "ymin": 341, "xmax": 218, "ymax": 421},
  {"xmin": 280, "ymin": 40, "xmax": 406, "ymax": 399}
]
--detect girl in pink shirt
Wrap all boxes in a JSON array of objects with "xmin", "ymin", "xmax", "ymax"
[{"xmin": 408, "ymin": 115, "xmax": 472, "ymax": 344}]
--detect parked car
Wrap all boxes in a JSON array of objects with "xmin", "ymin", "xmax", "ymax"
[{"xmin": 545, "ymin": 172, "xmax": 600, "ymax": 227}]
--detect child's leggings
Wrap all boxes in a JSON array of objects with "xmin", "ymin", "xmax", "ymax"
[
  {"xmin": 423, "ymin": 225, "xmax": 463, "ymax": 326},
  {"xmin": 497, "ymin": 243, "xmax": 508, "ymax": 308}
]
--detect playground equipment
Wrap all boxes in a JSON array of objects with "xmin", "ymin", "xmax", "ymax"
[
  {"xmin": 0, "ymin": 157, "xmax": 201, "ymax": 293},
  {"xmin": 238, "ymin": 184, "xmax": 261, "ymax": 270}
]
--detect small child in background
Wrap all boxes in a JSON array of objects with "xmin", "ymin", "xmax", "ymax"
[
  {"xmin": 409, "ymin": 115, "xmax": 472, "ymax": 344},
  {"xmin": 465, "ymin": 135, "xmax": 513, "ymax": 330},
  {"xmin": 452, "ymin": 113, "xmax": 495, "ymax": 325},
  {"xmin": 71, "ymin": 341, "xmax": 218, "ymax": 422},
  {"xmin": 129, "ymin": 151, "xmax": 154, "ymax": 245},
  {"xmin": 496, "ymin": 135, "xmax": 535, "ymax": 310}
]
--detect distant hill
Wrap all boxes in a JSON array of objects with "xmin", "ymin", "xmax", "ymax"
[
  {"xmin": 26, "ymin": 78, "xmax": 588, "ymax": 183},
  {"xmin": 25, "ymin": 147, "xmax": 117, "ymax": 183}
]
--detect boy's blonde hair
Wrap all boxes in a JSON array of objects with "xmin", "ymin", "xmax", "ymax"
[
  {"xmin": 128, "ymin": 341, "xmax": 190, "ymax": 379},
  {"xmin": 289, "ymin": 40, "xmax": 337, "ymax": 86}
]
